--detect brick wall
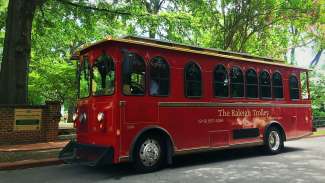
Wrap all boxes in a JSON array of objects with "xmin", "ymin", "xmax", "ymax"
[{"xmin": 0, "ymin": 102, "xmax": 61, "ymax": 145}]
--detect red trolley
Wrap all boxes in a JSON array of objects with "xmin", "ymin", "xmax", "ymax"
[{"xmin": 60, "ymin": 36, "xmax": 313, "ymax": 172}]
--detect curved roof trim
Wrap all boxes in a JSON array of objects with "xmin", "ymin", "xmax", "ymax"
[{"xmin": 72, "ymin": 36, "xmax": 311, "ymax": 71}]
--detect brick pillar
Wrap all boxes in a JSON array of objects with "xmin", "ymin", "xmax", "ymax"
[
  {"xmin": 41, "ymin": 101, "xmax": 61, "ymax": 141},
  {"xmin": 0, "ymin": 107, "xmax": 14, "ymax": 145}
]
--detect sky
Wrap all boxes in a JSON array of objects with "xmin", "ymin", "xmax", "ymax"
[{"xmin": 295, "ymin": 47, "xmax": 325, "ymax": 68}]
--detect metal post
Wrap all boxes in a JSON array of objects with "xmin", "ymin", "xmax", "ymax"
[{"xmin": 306, "ymin": 71, "xmax": 311, "ymax": 100}]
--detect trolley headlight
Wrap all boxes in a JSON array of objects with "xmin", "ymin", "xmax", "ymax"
[
  {"xmin": 97, "ymin": 112, "xmax": 105, "ymax": 122},
  {"xmin": 72, "ymin": 113, "xmax": 78, "ymax": 121},
  {"xmin": 79, "ymin": 113, "xmax": 87, "ymax": 123}
]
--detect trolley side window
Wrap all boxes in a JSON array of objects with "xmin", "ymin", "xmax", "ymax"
[
  {"xmin": 149, "ymin": 57, "xmax": 170, "ymax": 96},
  {"xmin": 259, "ymin": 71, "xmax": 271, "ymax": 98},
  {"xmin": 272, "ymin": 72, "xmax": 283, "ymax": 99},
  {"xmin": 184, "ymin": 62, "xmax": 202, "ymax": 97},
  {"xmin": 230, "ymin": 66, "xmax": 244, "ymax": 97},
  {"xmin": 245, "ymin": 68, "xmax": 258, "ymax": 98},
  {"xmin": 122, "ymin": 51, "xmax": 146, "ymax": 96},
  {"xmin": 92, "ymin": 51, "xmax": 115, "ymax": 96},
  {"xmin": 289, "ymin": 75, "xmax": 300, "ymax": 100},
  {"xmin": 79, "ymin": 56, "xmax": 91, "ymax": 98},
  {"xmin": 214, "ymin": 65, "xmax": 229, "ymax": 97}
]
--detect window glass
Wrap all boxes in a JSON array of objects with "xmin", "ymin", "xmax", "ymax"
[
  {"xmin": 272, "ymin": 72, "xmax": 283, "ymax": 99},
  {"xmin": 245, "ymin": 69, "xmax": 258, "ymax": 98},
  {"xmin": 185, "ymin": 62, "xmax": 202, "ymax": 97},
  {"xmin": 259, "ymin": 71, "xmax": 271, "ymax": 98},
  {"xmin": 149, "ymin": 57, "xmax": 169, "ymax": 96},
  {"xmin": 122, "ymin": 51, "xmax": 146, "ymax": 95},
  {"xmin": 214, "ymin": 65, "xmax": 229, "ymax": 97},
  {"xmin": 230, "ymin": 66, "xmax": 244, "ymax": 97},
  {"xmin": 289, "ymin": 75, "xmax": 300, "ymax": 99},
  {"xmin": 79, "ymin": 56, "xmax": 90, "ymax": 98},
  {"xmin": 92, "ymin": 51, "xmax": 115, "ymax": 96}
]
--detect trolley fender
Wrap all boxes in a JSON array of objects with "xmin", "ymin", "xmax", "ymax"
[
  {"xmin": 129, "ymin": 125, "xmax": 175, "ymax": 164},
  {"xmin": 264, "ymin": 121, "xmax": 286, "ymax": 141}
]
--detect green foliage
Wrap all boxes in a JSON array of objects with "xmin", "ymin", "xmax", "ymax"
[
  {"xmin": 1, "ymin": 0, "xmax": 324, "ymax": 114},
  {"xmin": 0, "ymin": 0, "xmax": 7, "ymax": 63},
  {"xmin": 310, "ymin": 66, "xmax": 325, "ymax": 117},
  {"xmin": 0, "ymin": 0, "xmax": 8, "ymax": 10},
  {"xmin": 29, "ymin": 0, "xmax": 128, "ymax": 108},
  {"xmin": 28, "ymin": 58, "xmax": 76, "ymax": 105}
]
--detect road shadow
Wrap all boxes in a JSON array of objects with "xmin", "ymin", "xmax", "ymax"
[
  {"xmin": 171, "ymin": 146, "xmax": 304, "ymax": 169},
  {"xmin": 60, "ymin": 145, "xmax": 305, "ymax": 181}
]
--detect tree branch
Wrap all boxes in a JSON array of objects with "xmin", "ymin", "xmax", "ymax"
[
  {"xmin": 56, "ymin": 0, "xmax": 134, "ymax": 16},
  {"xmin": 310, "ymin": 49, "xmax": 324, "ymax": 67}
]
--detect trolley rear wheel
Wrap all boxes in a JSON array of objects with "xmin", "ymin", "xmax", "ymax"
[{"xmin": 264, "ymin": 127, "xmax": 284, "ymax": 154}]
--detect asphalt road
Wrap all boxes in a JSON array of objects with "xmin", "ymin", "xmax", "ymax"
[{"xmin": 1, "ymin": 136, "xmax": 325, "ymax": 183}]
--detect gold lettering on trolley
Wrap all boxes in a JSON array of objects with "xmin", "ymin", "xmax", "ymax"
[
  {"xmin": 198, "ymin": 109, "xmax": 272, "ymax": 126},
  {"xmin": 252, "ymin": 109, "xmax": 270, "ymax": 117},
  {"xmin": 198, "ymin": 118, "xmax": 224, "ymax": 124},
  {"xmin": 217, "ymin": 109, "xmax": 270, "ymax": 117}
]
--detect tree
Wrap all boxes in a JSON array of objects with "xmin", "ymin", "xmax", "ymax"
[
  {"xmin": 0, "ymin": 0, "xmax": 323, "ymax": 108},
  {"xmin": 0, "ymin": 0, "xmax": 128, "ymax": 105},
  {"xmin": 29, "ymin": 0, "xmax": 125, "ymax": 121},
  {"xmin": 309, "ymin": 65, "xmax": 325, "ymax": 116},
  {"xmin": 0, "ymin": 0, "xmax": 44, "ymax": 104},
  {"xmin": 141, "ymin": 0, "xmax": 166, "ymax": 38},
  {"xmin": 0, "ymin": 1, "xmax": 7, "ymax": 61}
]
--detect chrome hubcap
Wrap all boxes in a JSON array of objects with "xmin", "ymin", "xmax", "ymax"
[
  {"xmin": 139, "ymin": 138, "xmax": 160, "ymax": 167},
  {"xmin": 269, "ymin": 131, "xmax": 280, "ymax": 151}
]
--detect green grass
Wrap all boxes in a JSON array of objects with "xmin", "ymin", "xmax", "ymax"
[{"xmin": 313, "ymin": 129, "xmax": 325, "ymax": 137}]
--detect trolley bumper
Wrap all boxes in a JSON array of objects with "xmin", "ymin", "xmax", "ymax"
[{"xmin": 59, "ymin": 140, "xmax": 114, "ymax": 166}]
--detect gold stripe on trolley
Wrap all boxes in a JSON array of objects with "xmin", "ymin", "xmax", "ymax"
[{"xmin": 159, "ymin": 102, "xmax": 311, "ymax": 108}]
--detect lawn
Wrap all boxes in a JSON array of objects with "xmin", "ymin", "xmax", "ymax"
[{"xmin": 313, "ymin": 129, "xmax": 325, "ymax": 137}]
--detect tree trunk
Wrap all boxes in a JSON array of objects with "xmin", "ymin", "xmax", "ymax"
[
  {"xmin": 67, "ymin": 105, "xmax": 75, "ymax": 123},
  {"xmin": 310, "ymin": 49, "xmax": 324, "ymax": 67},
  {"xmin": 290, "ymin": 48, "xmax": 296, "ymax": 65},
  {"xmin": 144, "ymin": 0, "xmax": 162, "ymax": 39},
  {"xmin": 0, "ymin": 0, "xmax": 38, "ymax": 104}
]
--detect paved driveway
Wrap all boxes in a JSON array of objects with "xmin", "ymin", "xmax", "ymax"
[{"xmin": 1, "ymin": 137, "xmax": 325, "ymax": 183}]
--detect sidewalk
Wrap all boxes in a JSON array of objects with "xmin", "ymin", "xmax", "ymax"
[
  {"xmin": 0, "ymin": 141, "xmax": 68, "ymax": 152},
  {"xmin": 0, "ymin": 140, "xmax": 69, "ymax": 170}
]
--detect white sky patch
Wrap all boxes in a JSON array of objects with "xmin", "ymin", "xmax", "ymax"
[
  {"xmin": 76, "ymin": 19, "xmax": 82, "ymax": 26},
  {"xmin": 294, "ymin": 47, "xmax": 325, "ymax": 68}
]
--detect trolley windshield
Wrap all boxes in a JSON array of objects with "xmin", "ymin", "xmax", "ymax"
[{"xmin": 78, "ymin": 53, "xmax": 115, "ymax": 98}]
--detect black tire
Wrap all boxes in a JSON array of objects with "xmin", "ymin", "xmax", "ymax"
[
  {"xmin": 133, "ymin": 134, "xmax": 166, "ymax": 173},
  {"xmin": 264, "ymin": 126, "xmax": 284, "ymax": 154}
]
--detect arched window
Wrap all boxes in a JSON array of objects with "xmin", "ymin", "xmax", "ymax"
[
  {"xmin": 272, "ymin": 72, "xmax": 283, "ymax": 99},
  {"xmin": 289, "ymin": 75, "xmax": 299, "ymax": 99},
  {"xmin": 214, "ymin": 65, "xmax": 229, "ymax": 97},
  {"xmin": 184, "ymin": 62, "xmax": 202, "ymax": 97},
  {"xmin": 149, "ymin": 57, "xmax": 169, "ymax": 96},
  {"xmin": 259, "ymin": 71, "xmax": 271, "ymax": 98},
  {"xmin": 122, "ymin": 51, "xmax": 146, "ymax": 95},
  {"xmin": 92, "ymin": 51, "xmax": 115, "ymax": 96},
  {"xmin": 79, "ymin": 56, "xmax": 90, "ymax": 98},
  {"xmin": 245, "ymin": 69, "xmax": 258, "ymax": 98},
  {"xmin": 230, "ymin": 66, "xmax": 244, "ymax": 97}
]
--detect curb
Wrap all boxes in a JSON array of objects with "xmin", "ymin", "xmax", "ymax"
[
  {"xmin": 0, "ymin": 158, "xmax": 63, "ymax": 171},
  {"xmin": 0, "ymin": 141, "xmax": 69, "ymax": 153},
  {"xmin": 306, "ymin": 134, "xmax": 325, "ymax": 138},
  {"xmin": 0, "ymin": 147, "xmax": 63, "ymax": 153}
]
